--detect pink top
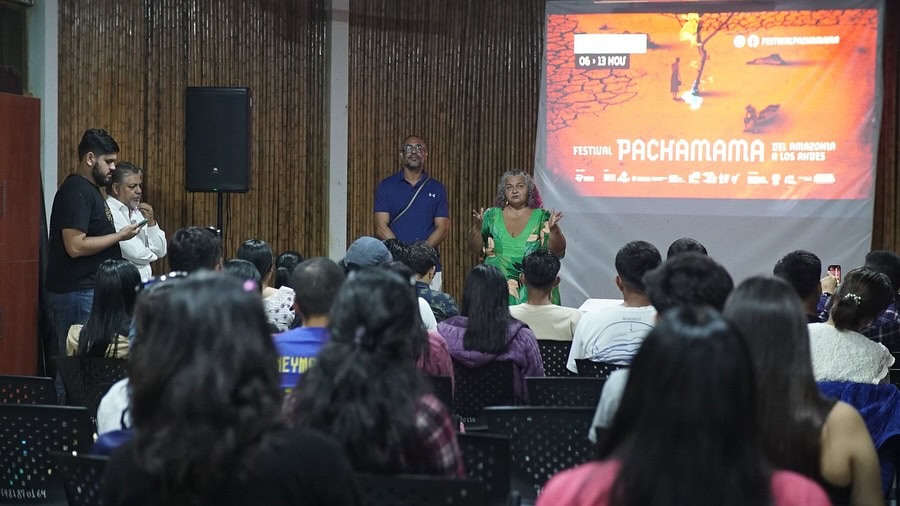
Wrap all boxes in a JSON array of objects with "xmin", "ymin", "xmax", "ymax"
[
  {"xmin": 417, "ymin": 330, "xmax": 454, "ymax": 389},
  {"xmin": 537, "ymin": 460, "xmax": 830, "ymax": 506}
]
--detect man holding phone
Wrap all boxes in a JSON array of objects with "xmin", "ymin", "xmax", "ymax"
[{"xmin": 105, "ymin": 162, "xmax": 167, "ymax": 282}]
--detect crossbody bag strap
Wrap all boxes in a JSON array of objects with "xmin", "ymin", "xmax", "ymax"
[{"xmin": 389, "ymin": 174, "xmax": 431, "ymax": 227}]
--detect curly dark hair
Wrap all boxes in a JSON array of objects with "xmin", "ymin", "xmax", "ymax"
[
  {"xmin": 128, "ymin": 271, "xmax": 283, "ymax": 505},
  {"xmin": 285, "ymin": 267, "xmax": 433, "ymax": 474},
  {"xmin": 493, "ymin": 169, "xmax": 540, "ymax": 208}
]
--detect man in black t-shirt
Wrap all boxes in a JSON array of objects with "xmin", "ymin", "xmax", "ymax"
[{"xmin": 46, "ymin": 129, "xmax": 141, "ymax": 364}]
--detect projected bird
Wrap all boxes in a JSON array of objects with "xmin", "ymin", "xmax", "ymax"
[{"xmin": 743, "ymin": 104, "xmax": 780, "ymax": 134}]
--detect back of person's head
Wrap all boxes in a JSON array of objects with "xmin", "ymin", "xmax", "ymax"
[
  {"xmin": 287, "ymin": 267, "xmax": 429, "ymax": 474},
  {"xmin": 77, "ymin": 259, "xmax": 141, "ymax": 357},
  {"xmin": 864, "ymin": 250, "xmax": 900, "ymax": 298},
  {"xmin": 168, "ymin": 227, "xmax": 223, "ymax": 272},
  {"xmin": 223, "ymin": 259, "xmax": 262, "ymax": 293},
  {"xmin": 521, "ymin": 249, "xmax": 561, "ymax": 290},
  {"xmin": 383, "ymin": 238, "xmax": 410, "ymax": 266},
  {"xmin": 129, "ymin": 272, "xmax": 281, "ymax": 503},
  {"xmin": 615, "ymin": 241, "xmax": 662, "ymax": 293},
  {"xmin": 601, "ymin": 306, "xmax": 768, "ymax": 506},
  {"xmin": 460, "ymin": 264, "xmax": 511, "ymax": 354},
  {"xmin": 341, "ymin": 236, "xmax": 392, "ymax": 273},
  {"xmin": 291, "ymin": 257, "xmax": 345, "ymax": 320},
  {"xmin": 831, "ymin": 267, "xmax": 894, "ymax": 331},
  {"xmin": 666, "ymin": 237, "xmax": 708, "ymax": 259},
  {"xmin": 273, "ymin": 250, "xmax": 303, "ymax": 289},
  {"xmin": 644, "ymin": 253, "xmax": 734, "ymax": 312},
  {"xmin": 236, "ymin": 239, "xmax": 274, "ymax": 280},
  {"xmin": 405, "ymin": 241, "xmax": 438, "ymax": 277},
  {"xmin": 723, "ymin": 276, "xmax": 825, "ymax": 478},
  {"xmin": 773, "ymin": 250, "xmax": 822, "ymax": 301},
  {"xmin": 77, "ymin": 128, "xmax": 119, "ymax": 159}
]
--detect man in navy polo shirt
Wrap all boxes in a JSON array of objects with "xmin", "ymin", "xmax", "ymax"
[{"xmin": 374, "ymin": 135, "xmax": 450, "ymax": 290}]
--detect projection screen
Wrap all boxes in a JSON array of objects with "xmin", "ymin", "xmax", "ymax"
[{"xmin": 536, "ymin": 0, "xmax": 885, "ymax": 305}]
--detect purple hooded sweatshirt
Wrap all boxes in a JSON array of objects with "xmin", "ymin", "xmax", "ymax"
[{"xmin": 437, "ymin": 316, "xmax": 545, "ymax": 403}]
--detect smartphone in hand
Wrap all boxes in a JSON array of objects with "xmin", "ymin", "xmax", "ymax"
[
  {"xmin": 827, "ymin": 264, "xmax": 841, "ymax": 283},
  {"xmin": 136, "ymin": 218, "xmax": 149, "ymax": 228}
]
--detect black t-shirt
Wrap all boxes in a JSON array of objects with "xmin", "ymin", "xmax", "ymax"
[
  {"xmin": 102, "ymin": 427, "xmax": 361, "ymax": 506},
  {"xmin": 46, "ymin": 174, "xmax": 121, "ymax": 293}
]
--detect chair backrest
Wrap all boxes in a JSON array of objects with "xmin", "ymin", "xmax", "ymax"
[
  {"xmin": 0, "ymin": 404, "xmax": 95, "ymax": 504},
  {"xmin": 526, "ymin": 377, "xmax": 606, "ymax": 407},
  {"xmin": 457, "ymin": 432, "xmax": 511, "ymax": 506},
  {"xmin": 354, "ymin": 473, "xmax": 485, "ymax": 506},
  {"xmin": 890, "ymin": 368, "xmax": 900, "ymax": 388},
  {"xmin": 483, "ymin": 406, "xmax": 595, "ymax": 501},
  {"xmin": 54, "ymin": 357, "xmax": 128, "ymax": 415},
  {"xmin": 451, "ymin": 360, "xmax": 515, "ymax": 425},
  {"xmin": 49, "ymin": 452, "xmax": 109, "ymax": 506},
  {"xmin": 536, "ymin": 340, "xmax": 572, "ymax": 377},
  {"xmin": 574, "ymin": 359, "xmax": 625, "ymax": 379},
  {"xmin": 0, "ymin": 375, "xmax": 57, "ymax": 405},
  {"xmin": 426, "ymin": 375, "xmax": 453, "ymax": 413}
]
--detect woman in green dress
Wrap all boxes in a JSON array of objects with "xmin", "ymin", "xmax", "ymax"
[{"xmin": 467, "ymin": 169, "xmax": 566, "ymax": 305}]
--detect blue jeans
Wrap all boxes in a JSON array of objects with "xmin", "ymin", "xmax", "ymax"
[{"xmin": 47, "ymin": 289, "xmax": 94, "ymax": 400}]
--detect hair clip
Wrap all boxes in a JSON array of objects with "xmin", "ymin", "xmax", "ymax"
[
  {"xmin": 242, "ymin": 279, "xmax": 258, "ymax": 292},
  {"xmin": 842, "ymin": 292, "xmax": 862, "ymax": 305}
]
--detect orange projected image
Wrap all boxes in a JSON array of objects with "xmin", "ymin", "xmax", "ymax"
[{"xmin": 544, "ymin": 10, "xmax": 880, "ymax": 200}]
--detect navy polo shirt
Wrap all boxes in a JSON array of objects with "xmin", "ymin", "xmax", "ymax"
[{"xmin": 374, "ymin": 170, "xmax": 449, "ymax": 270}]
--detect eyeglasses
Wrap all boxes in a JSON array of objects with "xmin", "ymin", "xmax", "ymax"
[
  {"xmin": 402, "ymin": 144, "xmax": 425, "ymax": 154},
  {"xmin": 504, "ymin": 183, "xmax": 527, "ymax": 192},
  {"xmin": 136, "ymin": 271, "xmax": 189, "ymax": 293}
]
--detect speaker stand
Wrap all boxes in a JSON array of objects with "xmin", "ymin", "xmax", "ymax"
[{"xmin": 216, "ymin": 192, "xmax": 226, "ymax": 246}]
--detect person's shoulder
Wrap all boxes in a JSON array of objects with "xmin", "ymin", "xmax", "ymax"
[
  {"xmin": 538, "ymin": 460, "xmax": 618, "ymax": 506},
  {"xmin": 824, "ymin": 400, "xmax": 866, "ymax": 434},
  {"xmin": 375, "ymin": 171, "xmax": 402, "ymax": 188},
  {"xmin": 770, "ymin": 470, "xmax": 830, "ymax": 505}
]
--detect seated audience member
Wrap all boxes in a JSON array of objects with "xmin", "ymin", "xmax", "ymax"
[
  {"xmin": 665, "ymin": 236, "xmax": 707, "ymax": 259},
  {"xmin": 383, "ymin": 261, "xmax": 453, "ymax": 382},
  {"xmin": 101, "ymin": 272, "xmax": 360, "ymax": 506},
  {"xmin": 285, "ymin": 267, "xmax": 463, "ymax": 477},
  {"xmin": 808, "ymin": 267, "xmax": 894, "ymax": 383},
  {"xmin": 340, "ymin": 236, "xmax": 393, "ymax": 273},
  {"xmin": 67, "ymin": 259, "xmax": 140, "ymax": 358},
  {"xmin": 405, "ymin": 241, "xmax": 459, "ymax": 322},
  {"xmin": 590, "ymin": 252, "xmax": 733, "ymax": 437},
  {"xmin": 273, "ymin": 250, "xmax": 303, "ymax": 290},
  {"xmin": 539, "ymin": 307, "xmax": 829, "ymax": 506},
  {"xmin": 724, "ymin": 276, "xmax": 884, "ymax": 506},
  {"xmin": 238, "ymin": 239, "xmax": 296, "ymax": 332},
  {"xmin": 274, "ymin": 258, "xmax": 345, "ymax": 390},
  {"xmin": 774, "ymin": 250, "xmax": 826, "ymax": 323},
  {"xmin": 382, "ymin": 238, "xmax": 409, "ymax": 264},
  {"xmin": 566, "ymin": 241, "xmax": 659, "ymax": 372},
  {"xmin": 510, "ymin": 249, "xmax": 581, "ymax": 342},
  {"xmin": 105, "ymin": 162, "xmax": 167, "ymax": 281},
  {"xmin": 438, "ymin": 265, "xmax": 544, "ymax": 404},
  {"xmin": 860, "ymin": 250, "xmax": 900, "ymax": 347},
  {"xmin": 223, "ymin": 259, "xmax": 262, "ymax": 292}
]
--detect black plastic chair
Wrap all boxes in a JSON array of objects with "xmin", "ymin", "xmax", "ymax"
[
  {"xmin": 458, "ymin": 432, "xmax": 512, "ymax": 506},
  {"xmin": 574, "ymin": 359, "xmax": 625, "ymax": 379},
  {"xmin": 426, "ymin": 375, "xmax": 454, "ymax": 412},
  {"xmin": 0, "ymin": 404, "xmax": 95, "ymax": 505},
  {"xmin": 890, "ymin": 368, "xmax": 900, "ymax": 388},
  {"xmin": 536, "ymin": 340, "xmax": 572, "ymax": 377},
  {"xmin": 525, "ymin": 377, "xmax": 606, "ymax": 407},
  {"xmin": 483, "ymin": 406, "xmax": 595, "ymax": 501},
  {"xmin": 355, "ymin": 473, "xmax": 486, "ymax": 506},
  {"xmin": 0, "ymin": 374, "xmax": 57, "ymax": 405},
  {"xmin": 451, "ymin": 360, "xmax": 515, "ymax": 428},
  {"xmin": 49, "ymin": 452, "xmax": 109, "ymax": 506},
  {"xmin": 54, "ymin": 357, "xmax": 128, "ymax": 416}
]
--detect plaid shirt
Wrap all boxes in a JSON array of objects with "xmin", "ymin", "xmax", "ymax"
[
  {"xmin": 818, "ymin": 294, "xmax": 900, "ymax": 348},
  {"xmin": 415, "ymin": 393, "xmax": 465, "ymax": 477}
]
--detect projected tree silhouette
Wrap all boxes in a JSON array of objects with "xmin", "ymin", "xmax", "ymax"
[{"xmin": 674, "ymin": 12, "xmax": 734, "ymax": 96}]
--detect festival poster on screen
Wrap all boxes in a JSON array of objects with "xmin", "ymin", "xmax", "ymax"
[{"xmin": 544, "ymin": 8, "xmax": 880, "ymax": 200}]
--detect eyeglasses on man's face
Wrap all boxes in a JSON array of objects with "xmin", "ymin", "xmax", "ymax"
[{"xmin": 402, "ymin": 144, "xmax": 425, "ymax": 154}]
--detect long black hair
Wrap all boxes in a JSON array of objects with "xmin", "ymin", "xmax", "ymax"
[
  {"xmin": 460, "ymin": 264, "xmax": 511, "ymax": 354},
  {"xmin": 76, "ymin": 259, "xmax": 140, "ymax": 357},
  {"xmin": 273, "ymin": 250, "xmax": 303, "ymax": 289},
  {"xmin": 236, "ymin": 239, "xmax": 274, "ymax": 282},
  {"xmin": 724, "ymin": 276, "xmax": 833, "ymax": 480},
  {"xmin": 286, "ymin": 267, "xmax": 432, "ymax": 474},
  {"xmin": 599, "ymin": 306, "xmax": 771, "ymax": 506},
  {"xmin": 128, "ymin": 271, "xmax": 283, "ymax": 505}
]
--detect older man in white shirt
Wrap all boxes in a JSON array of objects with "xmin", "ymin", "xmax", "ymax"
[{"xmin": 105, "ymin": 162, "xmax": 167, "ymax": 281}]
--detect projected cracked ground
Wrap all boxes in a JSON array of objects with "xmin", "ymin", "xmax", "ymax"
[{"xmin": 544, "ymin": 9, "xmax": 879, "ymax": 200}]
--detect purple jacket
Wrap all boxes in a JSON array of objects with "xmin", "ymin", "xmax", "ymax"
[{"xmin": 437, "ymin": 316, "xmax": 545, "ymax": 403}]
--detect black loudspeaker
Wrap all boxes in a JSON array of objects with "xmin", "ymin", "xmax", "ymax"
[{"xmin": 184, "ymin": 87, "xmax": 251, "ymax": 192}]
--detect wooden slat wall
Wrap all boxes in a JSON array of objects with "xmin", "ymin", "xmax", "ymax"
[
  {"xmin": 58, "ymin": 0, "xmax": 899, "ymax": 300},
  {"xmin": 347, "ymin": 0, "xmax": 545, "ymax": 299},
  {"xmin": 59, "ymin": 0, "xmax": 329, "ymax": 267}
]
